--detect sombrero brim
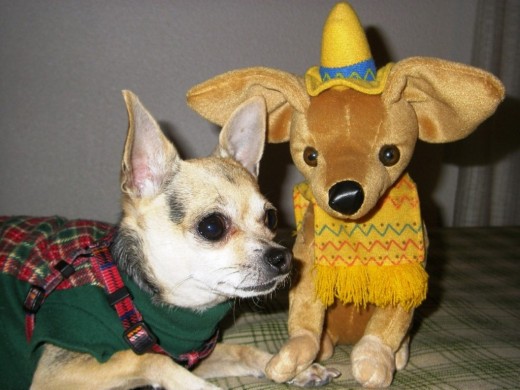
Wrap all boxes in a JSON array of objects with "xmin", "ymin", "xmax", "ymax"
[{"xmin": 305, "ymin": 63, "xmax": 393, "ymax": 96}]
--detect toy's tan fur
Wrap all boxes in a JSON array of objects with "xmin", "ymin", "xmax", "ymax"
[{"xmin": 187, "ymin": 57, "xmax": 504, "ymax": 387}]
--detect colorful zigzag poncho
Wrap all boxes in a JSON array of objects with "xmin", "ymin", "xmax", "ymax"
[{"xmin": 293, "ymin": 173, "xmax": 428, "ymax": 311}]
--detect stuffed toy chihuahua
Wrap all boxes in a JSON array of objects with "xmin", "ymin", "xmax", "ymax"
[{"xmin": 187, "ymin": 2, "xmax": 505, "ymax": 387}]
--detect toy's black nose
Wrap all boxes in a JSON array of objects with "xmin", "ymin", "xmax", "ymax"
[
  {"xmin": 328, "ymin": 180, "xmax": 364, "ymax": 215},
  {"xmin": 265, "ymin": 247, "xmax": 292, "ymax": 275}
]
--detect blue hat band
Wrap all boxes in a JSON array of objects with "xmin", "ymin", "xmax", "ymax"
[{"xmin": 320, "ymin": 58, "xmax": 377, "ymax": 82}]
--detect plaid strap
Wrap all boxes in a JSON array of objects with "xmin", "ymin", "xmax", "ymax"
[
  {"xmin": 22, "ymin": 229, "xmax": 219, "ymax": 369},
  {"xmin": 89, "ymin": 235, "xmax": 219, "ymax": 369},
  {"xmin": 89, "ymin": 238, "xmax": 166, "ymax": 356},
  {"xmin": 23, "ymin": 247, "xmax": 91, "ymax": 340}
]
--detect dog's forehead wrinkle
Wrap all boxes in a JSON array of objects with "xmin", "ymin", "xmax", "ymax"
[
  {"xmin": 168, "ymin": 204, "xmax": 185, "ymax": 225},
  {"xmin": 166, "ymin": 186, "xmax": 186, "ymax": 225},
  {"xmin": 223, "ymin": 170, "xmax": 237, "ymax": 184}
]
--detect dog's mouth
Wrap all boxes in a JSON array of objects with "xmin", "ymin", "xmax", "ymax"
[{"xmin": 238, "ymin": 279, "xmax": 278, "ymax": 293}]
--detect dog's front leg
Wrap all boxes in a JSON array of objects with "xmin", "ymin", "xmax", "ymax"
[
  {"xmin": 195, "ymin": 343, "xmax": 339, "ymax": 387},
  {"xmin": 31, "ymin": 344, "xmax": 220, "ymax": 390},
  {"xmin": 194, "ymin": 343, "xmax": 271, "ymax": 379}
]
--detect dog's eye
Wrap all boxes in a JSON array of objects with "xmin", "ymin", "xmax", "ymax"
[
  {"xmin": 264, "ymin": 208, "xmax": 278, "ymax": 232},
  {"xmin": 303, "ymin": 147, "xmax": 318, "ymax": 167},
  {"xmin": 197, "ymin": 213, "xmax": 227, "ymax": 241},
  {"xmin": 379, "ymin": 145, "xmax": 400, "ymax": 167}
]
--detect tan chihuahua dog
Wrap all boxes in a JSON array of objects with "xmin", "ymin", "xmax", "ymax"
[{"xmin": 0, "ymin": 91, "xmax": 338, "ymax": 389}]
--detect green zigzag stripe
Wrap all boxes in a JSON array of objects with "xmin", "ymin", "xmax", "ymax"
[{"xmin": 315, "ymin": 222, "xmax": 423, "ymax": 238}]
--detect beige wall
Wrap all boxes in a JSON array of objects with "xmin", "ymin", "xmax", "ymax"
[{"xmin": 0, "ymin": 0, "xmax": 478, "ymax": 227}]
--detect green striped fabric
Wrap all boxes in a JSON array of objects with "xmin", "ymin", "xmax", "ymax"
[{"xmin": 211, "ymin": 227, "xmax": 520, "ymax": 389}]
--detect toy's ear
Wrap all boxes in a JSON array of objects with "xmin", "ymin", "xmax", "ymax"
[
  {"xmin": 383, "ymin": 57, "xmax": 505, "ymax": 143},
  {"xmin": 187, "ymin": 67, "xmax": 309, "ymax": 143}
]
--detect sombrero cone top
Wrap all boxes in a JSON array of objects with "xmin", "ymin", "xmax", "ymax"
[{"xmin": 305, "ymin": 2, "xmax": 392, "ymax": 96}]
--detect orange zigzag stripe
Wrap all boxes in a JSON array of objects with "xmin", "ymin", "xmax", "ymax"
[
  {"xmin": 383, "ymin": 195, "xmax": 420, "ymax": 209},
  {"xmin": 316, "ymin": 254, "xmax": 423, "ymax": 267},
  {"xmin": 394, "ymin": 177, "xmax": 415, "ymax": 189},
  {"xmin": 318, "ymin": 238, "xmax": 424, "ymax": 253},
  {"xmin": 293, "ymin": 203, "xmax": 306, "ymax": 211}
]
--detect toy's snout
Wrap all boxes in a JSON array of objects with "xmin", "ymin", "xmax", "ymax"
[{"xmin": 328, "ymin": 180, "xmax": 364, "ymax": 215}]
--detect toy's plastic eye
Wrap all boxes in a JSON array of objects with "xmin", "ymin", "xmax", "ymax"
[
  {"xmin": 303, "ymin": 147, "xmax": 318, "ymax": 167},
  {"xmin": 264, "ymin": 208, "xmax": 278, "ymax": 232},
  {"xmin": 379, "ymin": 145, "xmax": 400, "ymax": 167},
  {"xmin": 197, "ymin": 213, "xmax": 227, "ymax": 241}
]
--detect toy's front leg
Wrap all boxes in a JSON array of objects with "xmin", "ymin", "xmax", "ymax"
[
  {"xmin": 266, "ymin": 208, "xmax": 326, "ymax": 383},
  {"xmin": 351, "ymin": 305, "xmax": 413, "ymax": 388}
]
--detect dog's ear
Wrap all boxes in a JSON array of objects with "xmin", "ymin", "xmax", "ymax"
[
  {"xmin": 121, "ymin": 90, "xmax": 179, "ymax": 197},
  {"xmin": 187, "ymin": 67, "xmax": 309, "ymax": 143},
  {"xmin": 382, "ymin": 57, "xmax": 505, "ymax": 143},
  {"xmin": 214, "ymin": 96, "xmax": 266, "ymax": 178}
]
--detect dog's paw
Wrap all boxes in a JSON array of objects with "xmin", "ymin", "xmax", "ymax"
[
  {"xmin": 351, "ymin": 335, "xmax": 395, "ymax": 388},
  {"xmin": 289, "ymin": 363, "xmax": 341, "ymax": 387},
  {"xmin": 265, "ymin": 334, "xmax": 320, "ymax": 383}
]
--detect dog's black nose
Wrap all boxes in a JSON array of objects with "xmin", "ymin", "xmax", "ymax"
[
  {"xmin": 265, "ymin": 247, "xmax": 292, "ymax": 275},
  {"xmin": 328, "ymin": 180, "xmax": 364, "ymax": 215}
]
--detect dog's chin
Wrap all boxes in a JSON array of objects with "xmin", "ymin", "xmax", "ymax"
[
  {"xmin": 232, "ymin": 274, "xmax": 288, "ymax": 298},
  {"xmin": 237, "ymin": 280, "xmax": 277, "ymax": 294}
]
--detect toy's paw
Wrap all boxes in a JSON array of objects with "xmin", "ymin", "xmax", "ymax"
[
  {"xmin": 289, "ymin": 363, "xmax": 341, "ymax": 387},
  {"xmin": 265, "ymin": 334, "xmax": 320, "ymax": 383},
  {"xmin": 351, "ymin": 335, "xmax": 395, "ymax": 388}
]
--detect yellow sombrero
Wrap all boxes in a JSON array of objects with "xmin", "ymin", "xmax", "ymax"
[{"xmin": 305, "ymin": 2, "xmax": 392, "ymax": 96}]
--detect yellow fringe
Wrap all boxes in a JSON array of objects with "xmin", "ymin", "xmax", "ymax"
[{"xmin": 314, "ymin": 262, "xmax": 428, "ymax": 311}]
